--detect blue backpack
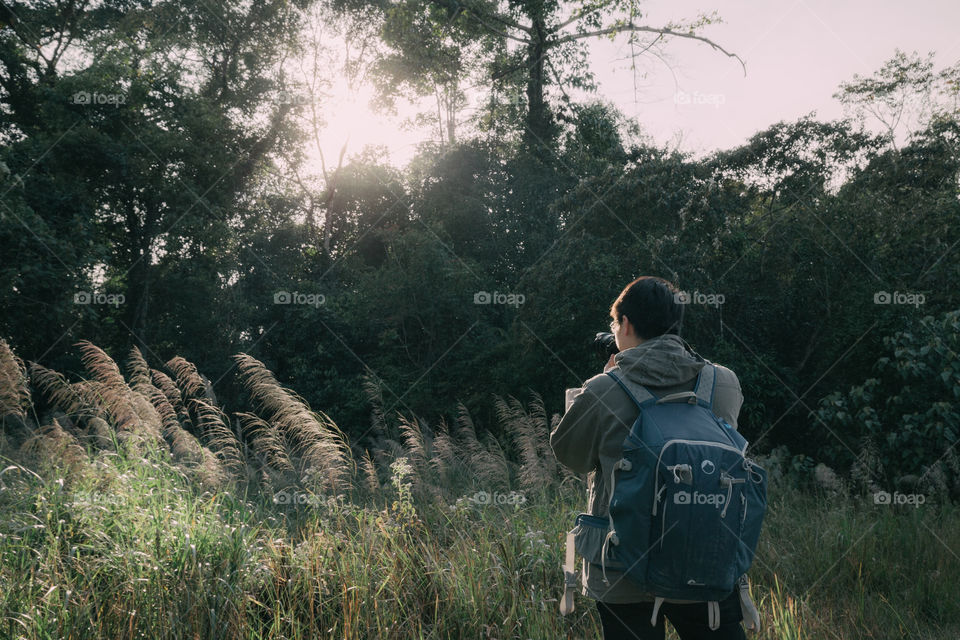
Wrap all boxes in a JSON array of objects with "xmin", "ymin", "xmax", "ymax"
[{"xmin": 561, "ymin": 363, "xmax": 767, "ymax": 629}]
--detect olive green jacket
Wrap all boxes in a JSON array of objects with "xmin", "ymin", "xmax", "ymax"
[{"xmin": 549, "ymin": 333, "xmax": 744, "ymax": 604}]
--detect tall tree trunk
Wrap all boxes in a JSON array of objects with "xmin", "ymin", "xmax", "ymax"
[
  {"xmin": 127, "ymin": 236, "xmax": 151, "ymax": 352},
  {"xmin": 124, "ymin": 203, "xmax": 156, "ymax": 352},
  {"xmin": 523, "ymin": 13, "xmax": 554, "ymax": 154},
  {"xmin": 446, "ymin": 83, "xmax": 456, "ymax": 144}
]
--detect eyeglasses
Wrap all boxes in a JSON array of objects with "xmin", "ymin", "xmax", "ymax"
[{"xmin": 609, "ymin": 318, "xmax": 619, "ymax": 332}]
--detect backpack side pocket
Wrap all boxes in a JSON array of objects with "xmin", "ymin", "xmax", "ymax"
[{"xmin": 573, "ymin": 513, "xmax": 627, "ymax": 570}]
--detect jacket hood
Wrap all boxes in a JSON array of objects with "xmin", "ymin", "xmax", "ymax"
[{"xmin": 612, "ymin": 333, "xmax": 706, "ymax": 387}]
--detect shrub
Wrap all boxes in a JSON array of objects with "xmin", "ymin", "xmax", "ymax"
[{"xmin": 814, "ymin": 309, "xmax": 960, "ymax": 497}]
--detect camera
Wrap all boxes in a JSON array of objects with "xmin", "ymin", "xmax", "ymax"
[{"xmin": 594, "ymin": 332, "xmax": 618, "ymax": 358}]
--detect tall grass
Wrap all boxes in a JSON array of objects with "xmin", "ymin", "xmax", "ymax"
[{"xmin": 0, "ymin": 338, "xmax": 956, "ymax": 639}]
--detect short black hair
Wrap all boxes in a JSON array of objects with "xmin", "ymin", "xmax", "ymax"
[{"xmin": 610, "ymin": 276, "xmax": 684, "ymax": 340}]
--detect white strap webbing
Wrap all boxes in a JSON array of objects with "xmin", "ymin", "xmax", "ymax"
[
  {"xmin": 739, "ymin": 574, "xmax": 761, "ymax": 631},
  {"xmin": 708, "ymin": 600, "xmax": 720, "ymax": 630},
  {"xmin": 560, "ymin": 530, "xmax": 577, "ymax": 615},
  {"xmin": 650, "ymin": 596, "xmax": 665, "ymax": 627}
]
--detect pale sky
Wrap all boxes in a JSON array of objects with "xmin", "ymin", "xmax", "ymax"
[
  {"xmin": 313, "ymin": 0, "xmax": 960, "ymax": 169},
  {"xmin": 593, "ymin": 0, "xmax": 960, "ymax": 158}
]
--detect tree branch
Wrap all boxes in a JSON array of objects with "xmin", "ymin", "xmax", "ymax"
[
  {"xmin": 438, "ymin": 0, "xmax": 532, "ymax": 34},
  {"xmin": 553, "ymin": 0, "xmax": 618, "ymax": 32},
  {"xmin": 550, "ymin": 24, "xmax": 746, "ymax": 77},
  {"xmin": 459, "ymin": 8, "xmax": 530, "ymax": 44},
  {"xmin": 1, "ymin": 1, "xmax": 53, "ymax": 71}
]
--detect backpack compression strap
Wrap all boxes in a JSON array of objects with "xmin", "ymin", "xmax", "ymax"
[
  {"xmin": 605, "ymin": 371, "xmax": 657, "ymax": 407},
  {"xmin": 693, "ymin": 363, "xmax": 718, "ymax": 409}
]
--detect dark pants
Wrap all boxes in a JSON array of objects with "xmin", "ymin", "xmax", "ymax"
[{"xmin": 596, "ymin": 589, "xmax": 746, "ymax": 640}]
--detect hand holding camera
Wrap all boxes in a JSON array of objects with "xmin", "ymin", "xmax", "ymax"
[{"xmin": 595, "ymin": 331, "xmax": 619, "ymax": 372}]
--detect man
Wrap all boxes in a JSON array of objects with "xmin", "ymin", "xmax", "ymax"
[{"xmin": 550, "ymin": 276, "xmax": 750, "ymax": 640}]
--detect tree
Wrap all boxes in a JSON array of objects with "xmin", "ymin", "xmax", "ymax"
[
  {"xmin": 0, "ymin": 0, "xmax": 316, "ymax": 356},
  {"xmin": 814, "ymin": 308, "xmax": 960, "ymax": 496},
  {"xmin": 279, "ymin": 3, "xmax": 386, "ymax": 257},
  {"xmin": 833, "ymin": 49, "xmax": 960, "ymax": 150},
  {"xmin": 329, "ymin": 0, "xmax": 743, "ymax": 157}
]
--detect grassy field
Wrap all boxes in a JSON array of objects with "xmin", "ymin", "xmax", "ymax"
[
  {"xmin": 0, "ymin": 440, "xmax": 956, "ymax": 640},
  {"xmin": 0, "ymin": 340, "xmax": 956, "ymax": 639}
]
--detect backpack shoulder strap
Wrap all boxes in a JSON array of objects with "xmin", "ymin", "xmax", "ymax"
[
  {"xmin": 693, "ymin": 363, "xmax": 717, "ymax": 409},
  {"xmin": 605, "ymin": 370, "xmax": 658, "ymax": 409}
]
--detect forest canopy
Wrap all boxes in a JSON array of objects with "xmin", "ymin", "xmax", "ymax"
[{"xmin": 1, "ymin": 1, "xmax": 958, "ymax": 489}]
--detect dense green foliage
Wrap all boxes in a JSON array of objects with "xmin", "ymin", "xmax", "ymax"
[
  {"xmin": 2, "ymin": 1, "xmax": 958, "ymax": 488},
  {"xmin": 815, "ymin": 309, "xmax": 960, "ymax": 492}
]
